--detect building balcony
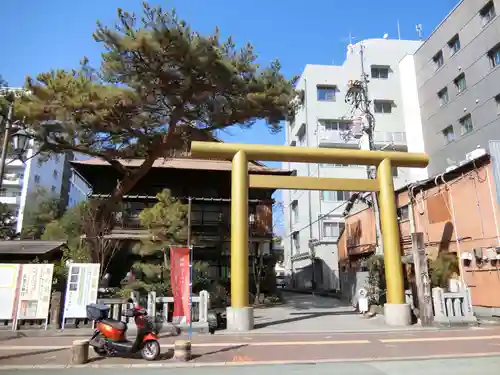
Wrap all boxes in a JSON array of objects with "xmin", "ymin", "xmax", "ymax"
[
  {"xmin": 0, "ymin": 196, "xmax": 20, "ymax": 205},
  {"xmin": 317, "ymin": 130, "xmax": 360, "ymax": 148},
  {"xmin": 4, "ymin": 157, "xmax": 24, "ymax": 168},
  {"xmin": 2, "ymin": 174, "xmax": 23, "ymax": 186},
  {"xmin": 373, "ymin": 131, "xmax": 407, "ymax": 150},
  {"xmin": 113, "ymin": 212, "xmax": 273, "ymax": 240}
]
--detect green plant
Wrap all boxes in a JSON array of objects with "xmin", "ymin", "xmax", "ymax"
[
  {"xmin": 365, "ymin": 254, "xmax": 386, "ymax": 305},
  {"xmin": 15, "ymin": 2, "xmax": 299, "ymax": 232},
  {"xmin": 429, "ymin": 252, "xmax": 459, "ymax": 288}
]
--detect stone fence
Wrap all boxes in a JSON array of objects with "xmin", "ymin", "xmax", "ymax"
[
  {"xmin": 1, "ymin": 290, "xmax": 210, "ymax": 331},
  {"xmin": 432, "ymin": 287, "xmax": 477, "ymax": 325}
]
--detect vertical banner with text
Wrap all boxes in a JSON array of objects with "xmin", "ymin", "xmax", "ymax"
[{"xmin": 170, "ymin": 247, "xmax": 191, "ymax": 324}]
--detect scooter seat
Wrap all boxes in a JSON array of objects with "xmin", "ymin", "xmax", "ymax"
[{"xmin": 102, "ymin": 318, "xmax": 127, "ymax": 331}]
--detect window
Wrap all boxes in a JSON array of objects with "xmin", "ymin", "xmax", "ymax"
[
  {"xmin": 392, "ymin": 167, "xmax": 399, "ymax": 178},
  {"xmin": 322, "ymin": 221, "xmax": 345, "ymax": 238},
  {"xmin": 291, "ymin": 200, "xmax": 299, "ymax": 225},
  {"xmin": 51, "ymin": 185, "xmax": 56, "ymax": 193},
  {"xmin": 34, "ymin": 174, "xmax": 41, "ymax": 184},
  {"xmin": 433, "ymin": 51, "xmax": 444, "ymax": 70},
  {"xmin": 448, "ymin": 34, "xmax": 461, "ymax": 56},
  {"xmin": 437, "ymin": 87, "xmax": 449, "ymax": 107},
  {"xmin": 319, "ymin": 119, "xmax": 351, "ymax": 132},
  {"xmin": 320, "ymin": 163, "xmax": 348, "ymax": 168},
  {"xmin": 495, "ymin": 94, "xmax": 500, "ymax": 114},
  {"xmin": 292, "ymin": 231, "xmax": 300, "ymax": 254},
  {"xmin": 321, "ymin": 191, "xmax": 351, "ymax": 201},
  {"xmin": 374, "ymin": 100, "xmax": 392, "ymax": 114},
  {"xmin": 488, "ymin": 43, "xmax": 500, "ymax": 68},
  {"xmin": 53, "ymin": 169, "xmax": 58, "ymax": 179},
  {"xmin": 480, "ymin": 1, "xmax": 496, "ymax": 26},
  {"xmin": 442, "ymin": 125, "xmax": 455, "ymax": 144},
  {"xmin": 371, "ymin": 66, "xmax": 389, "ymax": 79},
  {"xmin": 0, "ymin": 189, "xmax": 5, "ymax": 197},
  {"xmin": 397, "ymin": 205, "xmax": 410, "ymax": 222},
  {"xmin": 297, "ymin": 131, "xmax": 306, "ymax": 146},
  {"xmin": 317, "ymin": 85, "xmax": 336, "ymax": 101},
  {"xmin": 454, "ymin": 73, "xmax": 466, "ymax": 93},
  {"xmin": 460, "ymin": 114, "xmax": 473, "ymax": 135}
]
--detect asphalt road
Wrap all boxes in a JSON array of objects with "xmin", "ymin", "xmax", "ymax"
[
  {"xmin": 2, "ymin": 326, "xmax": 500, "ymax": 368},
  {"xmin": 3, "ymin": 357, "xmax": 500, "ymax": 375}
]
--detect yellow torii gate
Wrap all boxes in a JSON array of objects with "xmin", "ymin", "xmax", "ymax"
[{"xmin": 190, "ymin": 141, "xmax": 429, "ymax": 331}]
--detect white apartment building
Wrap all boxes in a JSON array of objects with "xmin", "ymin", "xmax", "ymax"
[
  {"xmin": 282, "ymin": 38, "xmax": 423, "ymax": 291},
  {"xmin": 1, "ymin": 143, "xmax": 88, "ymax": 233}
]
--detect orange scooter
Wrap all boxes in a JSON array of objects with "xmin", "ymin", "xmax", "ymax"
[{"xmin": 87, "ymin": 300, "xmax": 161, "ymax": 361}]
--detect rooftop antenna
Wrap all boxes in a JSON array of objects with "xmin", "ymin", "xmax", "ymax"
[
  {"xmin": 416, "ymin": 24, "xmax": 423, "ymax": 40},
  {"xmin": 397, "ymin": 20, "xmax": 401, "ymax": 40},
  {"xmin": 347, "ymin": 32, "xmax": 356, "ymax": 54}
]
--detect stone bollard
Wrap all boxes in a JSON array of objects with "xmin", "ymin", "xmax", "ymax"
[
  {"xmin": 71, "ymin": 339, "xmax": 89, "ymax": 365},
  {"xmin": 173, "ymin": 340, "xmax": 191, "ymax": 361}
]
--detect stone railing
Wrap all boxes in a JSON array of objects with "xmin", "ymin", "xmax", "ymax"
[
  {"xmin": 147, "ymin": 290, "xmax": 210, "ymax": 324},
  {"xmin": 432, "ymin": 287, "xmax": 477, "ymax": 324},
  {"xmin": 1, "ymin": 291, "xmax": 210, "ymax": 331}
]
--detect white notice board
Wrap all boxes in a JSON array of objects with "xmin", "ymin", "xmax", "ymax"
[
  {"xmin": 62, "ymin": 263, "xmax": 100, "ymax": 328},
  {"xmin": 0, "ymin": 264, "xmax": 21, "ymax": 320},
  {"xmin": 14, "ymin": 264, "xmax": 54, "ymax": 329}
]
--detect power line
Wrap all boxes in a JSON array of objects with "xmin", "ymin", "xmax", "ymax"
[{"xmin": 282, "ymin": 200, "xmax": 349, "ymax": 240}]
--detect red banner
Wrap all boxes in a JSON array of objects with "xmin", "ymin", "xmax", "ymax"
[{"xmin": 170, "ymin": 247, "xmax": 191, "ymax": 324}]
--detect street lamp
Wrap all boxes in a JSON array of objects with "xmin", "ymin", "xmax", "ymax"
[{"xmin": 0, "ymin": 102, "xmax": 31, "ymax": 189}]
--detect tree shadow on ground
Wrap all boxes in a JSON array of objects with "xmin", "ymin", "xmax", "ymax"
[
  {"xmin": 254, "ymin": 310, "xmax": 359, "ymax": 329},
  {"xmin": 0, "ymin": 348, "xmax": 67, "ymax": 361},
  {"xmin": 190, "ymin": 344, "xmax": 248, "ymax": 360}
]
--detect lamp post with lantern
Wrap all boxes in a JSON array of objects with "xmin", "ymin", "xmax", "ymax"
[{"xmin": 0, "ymin": 100, "xmax": 31, "ymax": 189}]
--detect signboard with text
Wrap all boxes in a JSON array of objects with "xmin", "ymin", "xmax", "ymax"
[
  {"xmin": 0, "ymin": 264, "xmax": 21, "ymax": 320},
  {"xmin": 13, "ymin": 264, "xmax": 54, "ymax": 330},
  {"xmin": 62, "ymin": 263, "xmax": 100, "ymax": 328}
]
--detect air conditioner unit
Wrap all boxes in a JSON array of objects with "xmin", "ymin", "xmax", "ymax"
[
  {"xmin": 486, "ymin": 248, "xmax": 497, "ymax": 260},
  {"xmin": 473, "ymin": 247, "xmax": 483, "ymax": 259},
  {"xmin": 466, "ymin": 148, "xmax": 486, "ymax": 161},
  {"xmin": 458, "ymin": 159, "xmax": 468, "ymax": 167},
  {"xmin": 461, "ymin": 252, "xmax": 473, "ymax": 261}
]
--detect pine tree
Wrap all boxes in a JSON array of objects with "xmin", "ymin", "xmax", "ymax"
[
  {"xmin": 14, "ymin": 3, "xmax": 300, "ymax": 227},
  {"xmin": 123, "ymin": 189, "xmax": 211, "ymax": 296}
]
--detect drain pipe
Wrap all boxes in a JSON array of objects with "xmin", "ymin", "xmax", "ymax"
[
  {"xmin": 439, "ymin": 173, "xmax": 465, "ymax": 287},
  {"xmin": 485, "ymin": 166, "xmax": 500, "ymax": 246}
]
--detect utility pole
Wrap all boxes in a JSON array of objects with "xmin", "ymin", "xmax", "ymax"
[
  {"xmin": 0, "ymin": 102, "xmax": 14, "ymax": 189},
  {"xmin": 358, "ymin": 43, "xmax": 384, "ymax": 255}
]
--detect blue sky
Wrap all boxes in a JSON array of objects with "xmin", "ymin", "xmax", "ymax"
[{"xmin": 0, "ymin": 0, "xmax": 458, "ymax": 232}]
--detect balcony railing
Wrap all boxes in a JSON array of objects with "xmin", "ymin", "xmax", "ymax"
[
  {"xmin": 114, "ymin": 212, "xmax": 272, "ymax": 238},
  {"xmin": 0, "ymin": 196, "xmax": 20, "ymax": 205},
  {"xmin": 373, "ymin": 131, "xmax": 406, "ymax": 146},
  {"xmin": 317, "ymin": 130, "xmax": 359, "ymax": 148}
]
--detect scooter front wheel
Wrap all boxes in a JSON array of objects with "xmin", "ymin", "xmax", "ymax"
[
  {"xmin": 141, "ymin": 340, "xmax": 160, "ymax": 361},
  {"xmin": 93, "ymin": 347, "xmax": 107, "ymax": 356}
]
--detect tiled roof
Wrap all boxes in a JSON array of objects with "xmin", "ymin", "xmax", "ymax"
[
  {"xmin": 71, "ymin": 157, "xmax": 290, "ymax": 174},
  {"xmin": 0, "ymin": 241, "xmax": 65, "ymax": 254}
]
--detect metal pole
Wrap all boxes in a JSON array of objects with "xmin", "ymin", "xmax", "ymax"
[
  {"xmin": 0, "ymin": 103, "xmax": 13, "ymax": 189},
  {"xmin": 377, "ymin": 158, "xmax": 405, "ymax": 305},
  {"xmin": 231, "ymin": 151, "xmax": 249, "ymax": 308},
  {"xmin": 188, "ymin": 245, "xmax": 193, "ymax": 340},
  {"xmin": 187, "ymin": 197, "xmax": 192, "ymax": 247},
  {"xmin": 187, "ymin": 197, "xmax": 193, "ymax": 339},
  {"xmin": 359, "ymin": 43, "xmax": 384, "ymax": 255}
]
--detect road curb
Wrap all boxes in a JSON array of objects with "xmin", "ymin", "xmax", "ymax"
[{"xmin": 2, "ymin": 351, "xmax": 500, "ymax": 370}]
